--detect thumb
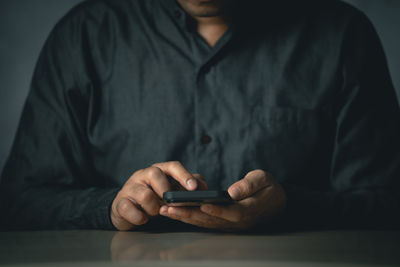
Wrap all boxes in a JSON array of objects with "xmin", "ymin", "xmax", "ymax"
[{"xmin": 228, "ymin": 170, "xmax": 271, "ymax": 200}]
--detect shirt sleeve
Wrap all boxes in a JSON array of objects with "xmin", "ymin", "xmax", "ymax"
[
  {"xmin": 280, "ymin": 10, "xmax": 400, "ymax": 230},
  {"xmin": 0, "ymin": 8, "xmax": 119, "ymax": 230}
]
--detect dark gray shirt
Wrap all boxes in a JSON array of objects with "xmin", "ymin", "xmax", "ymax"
[{"xmin": 1, "ymin": 0, "xmax": 400, "ymax": 230}]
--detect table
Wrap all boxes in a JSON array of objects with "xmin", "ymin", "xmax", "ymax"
[{"xmin": 0, "ymin": 230, "xmax": 399, "ymax": 266}]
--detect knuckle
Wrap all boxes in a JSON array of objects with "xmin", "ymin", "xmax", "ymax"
[
  {"xmin": 259, "ymin": 174, "xmax": 269, "ymax": 187},
  {"xmin": 255, "ymin": 169, "xmax": 265, "ymax": 175},
  {"xmin": 248, "ymin": 169, "xmax": 259, "ymax": 176},
  {"xmin": 117, "ymin": 199, "xmax": 131, "ymax": 215},
  {"xmin": 246, "ymin": 169, "xmax": 260, "ymax": 178},
  {"xmin": 241, "ymin": 180, "xmax": 254, "ymax": 195},
  {"xmin": 145, "ymin": 166, "xmax": 162, "ymax": 178},
  {"xmin": 169, "ymin": 161, "xmax": 182, "ymax": 168},
  {"xmin": 128, "ymin": 169, "xmax": 144, "ymax": 183},
  {"xmin": 259, "ymin": 169, "xmax": 272, "ymax": 181},
  {"xmin": 137, "ymin": 189, "xmax": 154, "ymax": 203},
  {"xmin": 135, "ymin": 213, "xmax": 149, "ymax": 225},
  {"xmin": 151, "ymin": 162, "xmax": 161, "ymax": 169},
  {"xmin": 116, "ymin": 198, "xmax": 149, "ymax": 226},
  {"xmin": 252, "ymin": 169, "xmax": 269, "ymax": 180},
  {"xmin": 132, "ymin": 169, "xmax": 144, "ymax": 177}
]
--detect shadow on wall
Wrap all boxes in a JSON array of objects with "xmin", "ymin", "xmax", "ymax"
[
  {"xmin": 344, "ymin": 0, "xmax": 400, "ymax": 97},
  {"xmin": 0, "ymin": 0, "xmax": 399, "ymax": 173}
]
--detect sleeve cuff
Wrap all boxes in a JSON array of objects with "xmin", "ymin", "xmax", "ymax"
[{"xmin": 91, "ymin": 188, "xmax": 120, "ymax": 230}]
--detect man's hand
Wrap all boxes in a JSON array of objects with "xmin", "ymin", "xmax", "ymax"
[
  {"xmin": 111, "ymin": 161, "xmax": 207, "ymax": 231},
  {"xmin": 159, "ymin": 169, "xmax": 286, "ymax": 231}
]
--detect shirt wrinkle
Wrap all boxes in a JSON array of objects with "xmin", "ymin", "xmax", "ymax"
[{"xmin": 1, "ymin": 0, "xmax": 400, "ymax": 230}]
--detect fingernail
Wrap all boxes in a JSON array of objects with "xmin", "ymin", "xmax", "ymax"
[
  {"xmin": 230, "ymin": 187, "xmax": 241, "ymax": 199},
  {"xmin": 187, "ymin": 178, "xmax": 197, "ymax": 190}
]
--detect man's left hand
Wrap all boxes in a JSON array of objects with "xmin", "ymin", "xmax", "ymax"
[{"xmin": 159, "ymin": 169, "xmax": 287, "ymax": 231}]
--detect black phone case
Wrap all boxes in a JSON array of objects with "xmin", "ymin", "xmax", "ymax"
[{"xmin": 163, "ymin": 190, "xmax": 233, "ymax": 206}]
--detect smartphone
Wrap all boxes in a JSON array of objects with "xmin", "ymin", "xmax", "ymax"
[{"xmin": 163, "ymin": 190, "xmax": 233, "ymax": 206}]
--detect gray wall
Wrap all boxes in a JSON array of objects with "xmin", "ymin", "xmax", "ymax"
[
  {"xmin": 0, "ymin": 0, "xmax": 83, "ymax": 172},
  {"xmin": 0, "ymin": 0, "xmax": 400, "ymax": 172}
]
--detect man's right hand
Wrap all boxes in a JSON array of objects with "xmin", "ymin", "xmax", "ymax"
[{"xmin": 111, "ymin": 161, "xmax": 207, "ymax": 231}]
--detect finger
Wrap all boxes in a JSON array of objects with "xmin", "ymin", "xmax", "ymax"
[
  {"xmin": 152, "ymin": 161, "xmax": 198, "ymax": 191},
  {"xmin": 167, "ymin": 175, "xmax": 184, "ymax": 191},
  {"xmin": 138, "ymin": 166, "xmax": 172, "ymax": 198},
  {"xmin": 160, "ymin": 205, "xmax": 231, "ymax": 229},
  {"xmin": 112, "ymin": 207, "xmax": 135, "ymax": 231},
  {"xmin": 116, "ymin": 198, "xmax": 149, "ymax": 229},
  {"xmin": 193, "ymin": 173, "xmax": 208, "ymax": 190},
  {"xmin": 201, "ymin": 183, "xmax": 273, "ymax": 222},
  {"xmin": 132, "ymin": 185, "xmax": 162, "ymax": 216},
  {"xmin": 200, "ymin": 204, "xmax": 244, "ymax": 223},
  {"xmin": 239, "ymin": 183, "xmax": 286, "ymax": 216},
  {"xmin": 168, "ymin": 174, "xmax": 207, "ymax": 191},
  {"xmin": 228, "ymin": 169, "xmax": 271, "ymax": 200}
]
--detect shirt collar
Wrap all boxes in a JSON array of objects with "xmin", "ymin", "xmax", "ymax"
[
  {"xmin": 162, "ymin": 0, "xmax": 193, "ymax": 31},
  {"xmin": 161, "ymin": 0, "xmax": 239, "ymax": 48},
  {"xmin": 162, "ymin": 0, "xmax": 239, "ymax": 34}
]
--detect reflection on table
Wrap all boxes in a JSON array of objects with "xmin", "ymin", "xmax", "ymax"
[
  {"xmin": 0, "ymin": 229, "xmax": 399, "ymax": 266},
  {"xmin": 110, "ymin": 230, "xmax": 400, "ymax": 264}
]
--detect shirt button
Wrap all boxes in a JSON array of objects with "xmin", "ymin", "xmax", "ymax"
[
  {"xmin": 174, "ymin": 10, "xmax": 182, "ymax": 19},
  {"xmin": 201, "ymin": 135, "xmax": 212, "ymax": 144}
]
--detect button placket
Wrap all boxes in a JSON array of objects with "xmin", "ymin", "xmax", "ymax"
[
  {"xmin": 194, "ymin": 66, "xmax": 222, "ymax": 189},
  {"xmin": 191, "ymin": 29, "xmax": 233, "ymax": 190}
]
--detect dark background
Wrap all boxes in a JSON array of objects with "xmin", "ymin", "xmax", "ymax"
[{"xmin": 1, "ymin": 0, "xmax": 400, "ymax": 173}]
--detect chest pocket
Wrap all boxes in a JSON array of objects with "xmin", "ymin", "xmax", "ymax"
[{"xmin": 248, "ymin": 106, "xmax": 334, "ymax": 187}]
